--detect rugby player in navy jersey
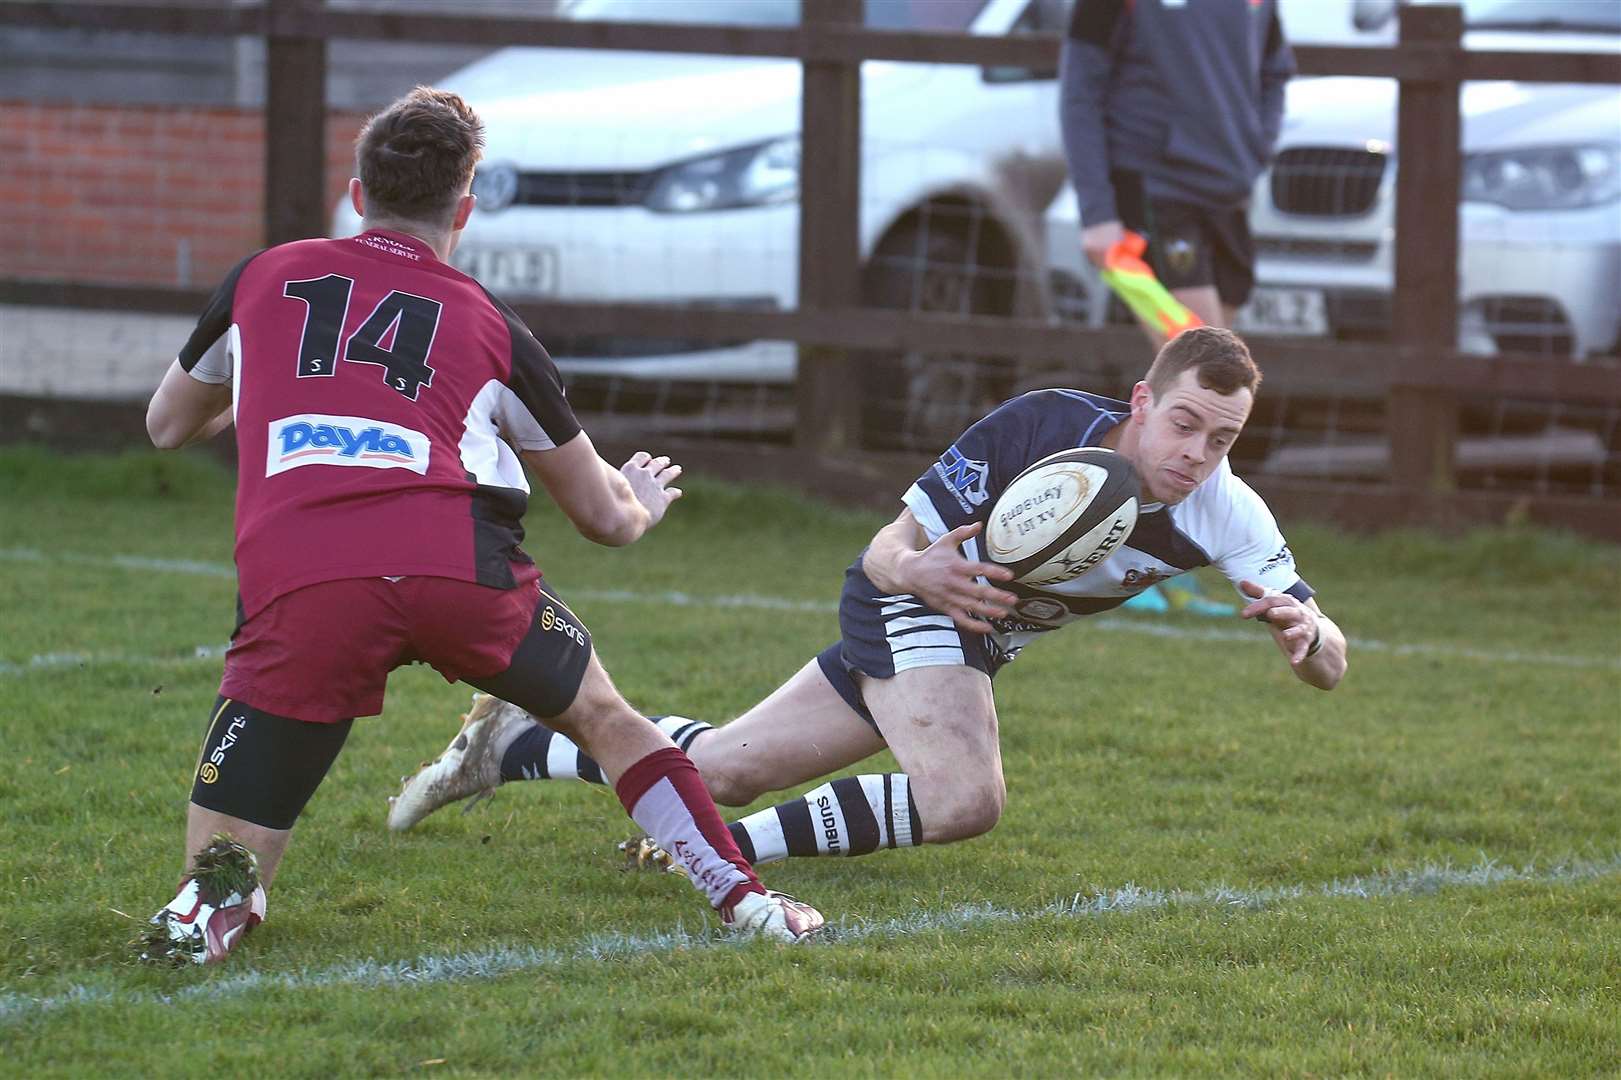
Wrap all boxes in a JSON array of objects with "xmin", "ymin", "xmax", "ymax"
[
  {"xmin": 139, "ymin": 87, "xmax": 822, "ymax": 963},
  {"xmin": 391, "ymin": 327, "xmax": 1348, "ymax": 871}
]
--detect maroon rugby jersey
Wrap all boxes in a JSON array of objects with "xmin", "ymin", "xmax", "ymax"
[{"xmin": 177, "ymin": 229, "xmax": 580, "ymax": 620}]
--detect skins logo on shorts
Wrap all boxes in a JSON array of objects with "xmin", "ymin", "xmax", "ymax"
[
  {"xmin": 266, "ymin": 413, "xmax": 430, "ymax": 477},
  {"xmin": 541, "ymin": 605, "xmax": 586, "ymax": 648},
  {"xmin": 198, "ymin": 713, "xmax": 247, "ymax": 784}
]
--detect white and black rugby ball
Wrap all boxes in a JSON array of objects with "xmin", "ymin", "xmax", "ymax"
[{"xmin": 983, "ymin": 447, "xmax": 1140, "ymax": 587}]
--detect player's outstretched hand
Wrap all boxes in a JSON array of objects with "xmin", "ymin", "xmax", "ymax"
[
  {"xmin": 621, "ymin": 451, "xmax": 684, "ymax": 528},
  {"xmin": 1238, "ymin": 579, "xmax": 1319, "ymax": 665},
  {"xmin": 908, "ymin": 522, "xmax": 1018, "ymax": 635}
]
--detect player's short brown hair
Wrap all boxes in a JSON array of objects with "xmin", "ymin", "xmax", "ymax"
[
  {"xmin": 1145, "ymin": 326, "xmax": 1262, "ymax": 399},
  {"xmin": 355, "ymin": 86, "xmax": 484, "ymax": 226}
]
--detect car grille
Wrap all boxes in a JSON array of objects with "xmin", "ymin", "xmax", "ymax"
[
  {"xmin": 1254, "ymin": 236, "xmax": 1379, "ymax": 263},
  {"xmin": 514, "ymin": 170, "xmax": 656, "ymax": 207},
  {"xmin": 1270, "ymin": 148, "xmax": 1387, "ymax": 217}
]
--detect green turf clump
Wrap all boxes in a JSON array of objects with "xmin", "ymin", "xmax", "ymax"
[{"xmin": 188, "ymin": 835, "xmax": 260, "ymax": 905}]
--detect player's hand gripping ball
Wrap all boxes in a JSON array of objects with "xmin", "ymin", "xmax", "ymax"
[{"xmin": 984, "ymin": 447, "xmax": 1140, "ymax": 586}]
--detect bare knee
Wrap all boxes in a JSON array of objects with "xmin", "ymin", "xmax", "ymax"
[
  {"xmin": 548, "ymin": 676, "xmax": 632, "ymax": 745},
  {"xmin": 916, "ymin": 778, "xmax": 1005, "ymax": 844}
]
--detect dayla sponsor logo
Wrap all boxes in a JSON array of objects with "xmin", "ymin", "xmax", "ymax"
[{"xmin": 266, "ymin": 413, "xmax": 430, "ymax": 477}]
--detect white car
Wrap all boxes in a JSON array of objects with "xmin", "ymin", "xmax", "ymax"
[
  {"xmin": 334, "ymin": 0, "xmax": 1076, "ymax": 442},
  {"xmin": 1047, "ymin": 0, "xmax": 1621, "ymax": 359}
]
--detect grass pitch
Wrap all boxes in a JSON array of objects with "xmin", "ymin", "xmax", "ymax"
[{"xmin": 1, "ymin": 446, "xmax": 1617, "ymax": 1077}]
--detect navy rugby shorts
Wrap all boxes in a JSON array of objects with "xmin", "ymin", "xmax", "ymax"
[
  {"xmin": 1112, "ymin": 169, "xmax": 1256, "ymax": 309},
  {"xmin": 816, "ymin": 558, "xmax": 1009, "ymax": 732}
]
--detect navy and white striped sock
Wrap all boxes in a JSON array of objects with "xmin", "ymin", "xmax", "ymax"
[
  {"xmin": 655, "ymin": 715, "xmax": 715, "ymax": 753},
  {"xmin": 727, "ymin": 774, "xmax": 922, "ymax": 864},
  {"xmin": 497, "ymin": 715, "xmax": 713, "ymax": 784}
]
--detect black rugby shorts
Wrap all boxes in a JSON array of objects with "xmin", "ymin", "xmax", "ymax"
[{"xmin": 1112, "ymin": 169, "xmax": 1257, "ymax": 309}]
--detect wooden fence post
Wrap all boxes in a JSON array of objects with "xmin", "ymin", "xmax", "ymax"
[
  {"xmin": 265, "ymin": 0, "xmax": 329, "ymax": 247},
  {"xmin": 794, "ymin": 0, "xmax": 863, "ymax": 454},
  {"xmin": 1389, "ymin": 3, "xmax": 1463, "ymax": 492}
]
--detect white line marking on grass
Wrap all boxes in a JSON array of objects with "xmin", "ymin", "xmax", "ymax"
[
  {"xmin": 0, "ymin": 546, "xmax": 236, "ymax": 579},
  {"xmin": 0, "ymin": 644, "xmax": 227, "ymax": 677},
  {"xmin": 1, "ymin": 854, "xmax": 1615, "ymax": 1024},
  {"xmin": 2, "ymin": 547, "xmax": 1617, "ymax": 672}
]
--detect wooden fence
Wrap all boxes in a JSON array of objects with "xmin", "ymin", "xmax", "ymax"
[{"xmin": 2, "ymin": 0, "xmax": 1619, "ymax": 537}]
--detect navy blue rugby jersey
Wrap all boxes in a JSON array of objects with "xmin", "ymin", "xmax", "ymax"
[{"xmin": 902, "ymin": 388, "xmax": 1313, "ymax": 651}]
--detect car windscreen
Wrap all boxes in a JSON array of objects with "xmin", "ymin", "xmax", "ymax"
[
  {"xmin": 1464, "ymin": 0, "xmax": 1621, "ymax": 34},
  {"xmin": 562, "ymin": 0, "xmax": 987, "ymax": 30}
]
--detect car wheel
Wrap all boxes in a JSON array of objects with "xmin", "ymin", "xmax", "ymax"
[{"xmin": 859, "ymin": 212, "xmax": 1014, "ymax": 451}]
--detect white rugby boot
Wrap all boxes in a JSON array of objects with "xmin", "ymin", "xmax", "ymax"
[
  {"xmin": 139, "ymin": 836, "xmax": 267, "ymax": 966},
  {"xmin": 387, "ymin": 694, "xmax": 533, "ymax": 831},
  {"xmin": 722, "ymin": 890, "xmax": 827, "ymax": 943}
]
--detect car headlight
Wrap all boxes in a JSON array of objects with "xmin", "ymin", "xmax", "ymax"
[
  {"xmin": 1462, "ymin": 144, "xmax": 1621, "ymax": 211},
  {"xmin": 643, "ymin": 137, "xmax": 800, "ymax": 213}
]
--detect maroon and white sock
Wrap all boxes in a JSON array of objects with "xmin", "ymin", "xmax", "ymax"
[{"xmin": 614, "ymin": 747, "xmax": 764, "ymax": 911}]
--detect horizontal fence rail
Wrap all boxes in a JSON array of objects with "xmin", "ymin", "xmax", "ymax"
[{"xmin": 5, "ymin": 279, "xmax": 1617, "ymax": 402}]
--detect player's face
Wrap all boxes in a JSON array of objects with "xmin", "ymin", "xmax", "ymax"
[{"xmin": 1130, "ymin": 369, "xmax": 1253, "ymax": 504}]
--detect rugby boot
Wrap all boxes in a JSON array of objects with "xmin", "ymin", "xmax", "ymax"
[
  {"xmin": 387, "ymin": 694, "xmax": 532, "ymax": 831},
  {"xmin": 139, "ymin": 836, "xmax": 267, "ymax": 966},
  {"xmin": 722, "ymin": 890, "xmax": 826, "ymax": 943}
]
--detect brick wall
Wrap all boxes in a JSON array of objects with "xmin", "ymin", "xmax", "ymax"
[{"xmin": 0, "ymin": 101, "xmax": 367, "ymax": 287}]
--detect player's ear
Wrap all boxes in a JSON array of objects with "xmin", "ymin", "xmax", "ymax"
[
  {"xmin": 348, "ymin": 178, "xmax": 365, "ymax": 219},
  {"xmin": 451, "ymin": 191, "xmax": 476, "ymax": 231},
  {"xmin": 1129, "ymin": 380, "xmax": 1153, "ymax": 421}
]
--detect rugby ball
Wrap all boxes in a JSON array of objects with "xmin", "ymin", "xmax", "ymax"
[{"xmin": 983, "ymin": 447, "xmax": 1139, "ymax": 586}]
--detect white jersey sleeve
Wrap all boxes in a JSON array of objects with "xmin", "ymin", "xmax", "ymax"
[
  {"xmin": 1193, "ymin": 462, "xmax": 1312, "ymax": 602},
  {"xmin": 186, "ymin": 334, "xmax": 234, "ymax": 385}
]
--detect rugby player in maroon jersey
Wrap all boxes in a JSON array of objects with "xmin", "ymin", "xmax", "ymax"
[{"xmin": 139, "ymin": 87, "xmax": 821, "ymax": 964}]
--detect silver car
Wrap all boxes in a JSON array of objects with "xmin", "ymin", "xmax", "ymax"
[{"xmin": 1249, "ymin": 0, "xmax": 1621, "ymax": 358}]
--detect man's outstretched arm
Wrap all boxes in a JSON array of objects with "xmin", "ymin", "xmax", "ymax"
[{"xmin": 520, "ymin": 432, "xmax": 682, "ymax": 548}]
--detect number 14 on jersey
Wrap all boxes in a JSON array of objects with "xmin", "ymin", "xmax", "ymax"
[{"xmin": 283, "ymin": 274, "xmax": 442, "ymax": 400}]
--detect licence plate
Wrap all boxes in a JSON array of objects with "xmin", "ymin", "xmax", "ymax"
[
  {"xmin": 1235, "ymin": 286, "xmax": 1328, "ymax": 337},
  {"xmin": 453, "ymin": 247, "xmax": 559, "ymax": 297}
]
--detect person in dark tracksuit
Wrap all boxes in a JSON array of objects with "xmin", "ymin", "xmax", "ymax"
[{"xmin": 1060, "ymin": 0, "xmax": 1295, "ymax": 344}]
